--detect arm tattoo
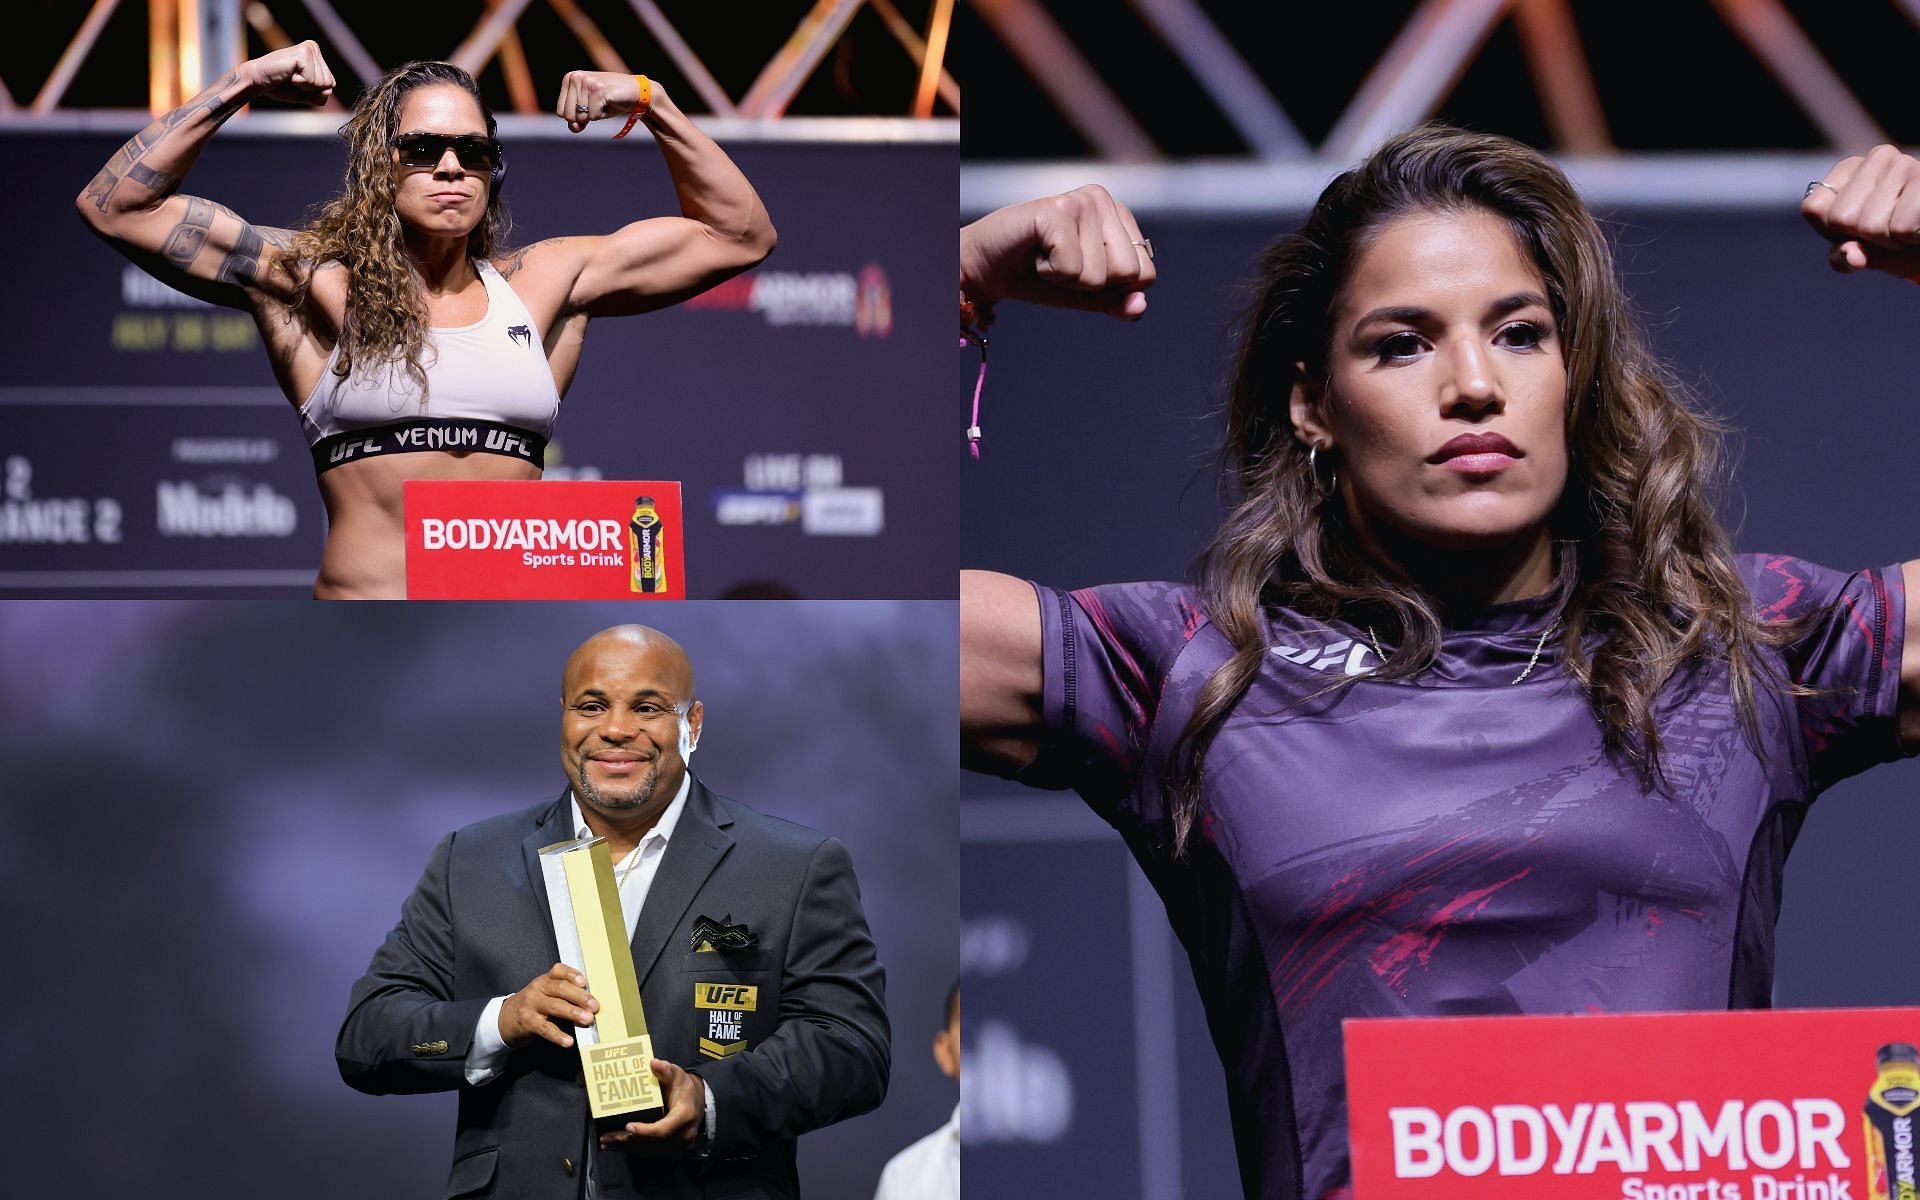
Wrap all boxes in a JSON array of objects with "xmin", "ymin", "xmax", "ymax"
[
  {"xmin": 127, "ymin": 162, "xmax": 175, "ymax": 194},
  {"xmin": 92, "ymin": 124, "xmax": 164, "ymax": 209},
  {"xmin": 158, "ymin": 197, "xmax": 282, "ymax": 288},
  {"xmin": 83, "ymin": 167, "xmax": 119, "ymax": 212},
  {"xmin": 92, "ymin": 71, "xmax": 242, "ymax": 212},
  {"xmin": 164, "ymin": 71, "xmax": 246, "ymax": 132},
  {"xmin": 161, "ymin": 196, "xmax": 217, "ymax": 270},
  {"xmin": 216, "ymin": 222, "xmax": 266, "ymax": 286}
]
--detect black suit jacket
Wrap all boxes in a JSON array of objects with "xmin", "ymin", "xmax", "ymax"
[{"xmin": 336, "ymin": 778, "xmax": 890, "ymax": 1199}]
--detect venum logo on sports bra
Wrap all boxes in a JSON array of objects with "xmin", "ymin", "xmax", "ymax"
[
  {"xmin": 311, "ymin": 418, "xmax": 548, "ymax": 474},
  {"xmin": 506, "ymin": 324, "xmax": 531, "ymax": 348}
]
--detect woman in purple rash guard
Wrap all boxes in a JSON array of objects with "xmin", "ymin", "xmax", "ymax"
[{"xmin": 958, "ymin": 126, "xmax": 1920, "ymax": 1200}]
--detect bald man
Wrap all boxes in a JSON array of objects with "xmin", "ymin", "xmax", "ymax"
[{"xmin": 337, "ymin": 626, "xmax": 890, "ymax": 1199}]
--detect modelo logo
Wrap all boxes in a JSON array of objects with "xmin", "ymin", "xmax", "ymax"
[
  {"xmin": 961, "ymin": 1020, "xmax": 1073, "ymax": 1144},
  {"xmin": 1388, "ymin": 1099, "xmax": 1851, "ymax": 1178},
  {"xmin": 156, "ymin": 480, "xmax": 297, "ymax": 537}
]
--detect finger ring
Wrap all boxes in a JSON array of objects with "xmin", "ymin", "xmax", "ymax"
[
  {"xmin": 1130, "ymin": 238, "xmax": 1154, "ymax": 260},
  {"xmin": 575, "ymin": 104, "xmax": 590, "ymax": 114},
  {"xmin": 1805, "ymin": 180, "xmax": 1838, "ymax": 197}
]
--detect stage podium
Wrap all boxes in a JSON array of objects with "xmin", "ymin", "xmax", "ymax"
[
  {"xmin": 1345, "ymin": 1006, "xmax": 1920, "ymax": 1198},
  {"xmin": 404, "ymin": 480, "xmax": 684, "ymax": 599}
]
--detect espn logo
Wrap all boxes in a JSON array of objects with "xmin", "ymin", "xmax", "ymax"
[{"xmin": 694, "ymin": 983, "xmax": 758, "ymax": 1012}]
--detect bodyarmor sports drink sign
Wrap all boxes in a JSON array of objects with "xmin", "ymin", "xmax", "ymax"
[
  {"xmin": 1345, "ymin": 1008, "xmax": 1920, "ymax": 1200},
  {"xmin": 404, "ymin": 480, "xmax": 684, "ymax": 599}
]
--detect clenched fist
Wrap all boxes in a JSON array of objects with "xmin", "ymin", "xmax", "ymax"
[
  {"xmin": 499, "ymin": 962, "xmax": 600, "ymax": 1049},
  {"xmin": 243, "ymin": 40, "xmax": 335, "ymax": 106},
  {"xmin": 1802, "ymin": 144, "xmax": 1920, "ymax": 283},
  {"xmin": 554, "ymin": 71, "xmax": 660, "ymax": 134},
  {"xmin": 960, "ymin": 184, "xmax": 1157, "ymax": 321}
]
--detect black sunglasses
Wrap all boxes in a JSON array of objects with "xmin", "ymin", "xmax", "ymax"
[{"xmin": 390, "ymin": 133, "xmax": 502, "ymax": 171}]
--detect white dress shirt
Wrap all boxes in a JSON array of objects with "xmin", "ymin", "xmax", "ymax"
[
  {"xmin": 872, "ymin": 1107, "xmax": 959, "ymax": 1200},
  {"xmin": 464, "ymin": 777, "xmax": 715, "ymax": 1154}
]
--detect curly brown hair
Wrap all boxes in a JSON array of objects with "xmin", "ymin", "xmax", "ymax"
[
  {"xmin": 287, "ymin": 61, "xmax": 511, "ymax": 401},
  {"xmin": 1170, "ymin": 123, "xmax": 1811, "ymax": 854}
]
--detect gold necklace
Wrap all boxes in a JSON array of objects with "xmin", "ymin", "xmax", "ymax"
[
  {"xmin": 1366, "ymin": 621, "xmax": 1557, "ymax": 685},
  {"xmin": 615, "ymin": 841, "xmax": 646, "ymax": 888}
]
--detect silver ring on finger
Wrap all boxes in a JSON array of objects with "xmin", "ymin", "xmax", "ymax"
[
  {"xmin": 1130, "ymin": 238, "xmax": 1154, "ymax": 260},
  {"xmin": 576, "ymin": 104, "xmax": 590, "ymax": 114},
  {"xmin": 1805, "ymin": 180, "xmax": 1838, "ymax": 197}
]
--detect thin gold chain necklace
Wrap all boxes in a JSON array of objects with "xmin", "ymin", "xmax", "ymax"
[
  {"xmin": 1365, "ymin": 621, "xmax": 1557, "ymax": 685},
  {"xmin": 616, "ymin": 841, "xmax": 646, "ymax": 889}
]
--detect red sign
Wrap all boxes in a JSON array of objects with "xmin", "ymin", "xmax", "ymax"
[
  {"xmin": 404, "ymin": 481, "xmax": 685, "ymax": 599},
  {"xmin": 1346, "ymin": 1007, "xmax": 1920, "ymax": 1200}
]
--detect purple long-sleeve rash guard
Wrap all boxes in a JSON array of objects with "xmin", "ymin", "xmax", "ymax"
[{"xmin": 1019, "ymin": 553, "xmax": 1913, "ymax": 1200}]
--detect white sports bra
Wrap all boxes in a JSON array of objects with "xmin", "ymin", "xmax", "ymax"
[{"xmin": 299, "ymin": 260, "xmax": 561, "ymax": 473}]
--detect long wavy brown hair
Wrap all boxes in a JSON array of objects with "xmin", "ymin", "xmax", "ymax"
[
  {"xmin": 1169, "ymin": 123, "xmax": 1810, "ymax": 854},
  {"xmin": 288, "ymin": 61, "xmax": 510, "ymax": 401}
]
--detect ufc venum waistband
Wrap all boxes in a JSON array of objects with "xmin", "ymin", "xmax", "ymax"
[{"xmin": 311, "ymin": 418, "xmax": 547, "ymax": 474}]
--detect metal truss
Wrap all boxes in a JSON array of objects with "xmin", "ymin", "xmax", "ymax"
[
  {"xmin": 963, "ymin": 0, "xmax": 1915, "ymax": 214},
  {"xmin": 968, "ymin": 0, "xmax": 1904, "ymax": 162},
  {"xmin": 2, "ymin": 0, "xmax": 959, "ymax": 122}
]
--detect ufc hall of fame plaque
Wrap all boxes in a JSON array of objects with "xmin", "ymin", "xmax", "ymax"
[{"xmin": 538, "ymin": 836, "xmax": 666, "ymax": 1120}]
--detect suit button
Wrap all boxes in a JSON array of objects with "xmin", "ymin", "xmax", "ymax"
[{"xmin": 563, "ymin": 1158, "xmax": 574, "ymax": 1177}]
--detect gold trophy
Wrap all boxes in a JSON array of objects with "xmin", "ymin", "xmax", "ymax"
[{"xmin": 538, "ymin": 836, "xmax": 666, "ymax": 1118}]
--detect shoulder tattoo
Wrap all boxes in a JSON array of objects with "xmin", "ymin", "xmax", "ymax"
[{"xmin": 497, "ymin": 237, "xmax": 570, "ymax": 280}]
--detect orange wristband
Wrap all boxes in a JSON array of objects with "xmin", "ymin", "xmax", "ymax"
[{"xmin": 613, "ymin": 75, "xmax": 652, "ymax": 139}]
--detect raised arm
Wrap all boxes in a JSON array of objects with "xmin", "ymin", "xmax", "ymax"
[
  {"xmin": 961, "ymin": 570, "xmax": 1047, "ymax": 774},
  {"xmin": 73, "ymin": 43, "xmax": 335, "ymax": 311},
  {"xmin": 499, "ymin": 74, "xmax": 775, "ymax": 317},
  {"xmin": 957, "ymin": 190, "xmax": 1159, "ymax": 774},
  {"xmin": 1798, "ymin": 148, "xmax": 1920, "ymax": 746},
  {"xmin": 1898, "ymin": 560, "xmax": 1920, "ymax": 749}
]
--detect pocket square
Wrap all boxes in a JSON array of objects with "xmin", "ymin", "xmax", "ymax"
[{"xmin": 690, "ymin": 913, "xmax": 757, "ymax": 953}]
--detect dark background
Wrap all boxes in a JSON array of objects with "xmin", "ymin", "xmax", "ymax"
[
  {"xmin": 0, "ymin": 600, "xmax": 958, "ymax": 1198},
  {"xmin": 954, "ymin": 0, "xmax": 1920, "ymax": 158},
  {"xmin": 4, "ymin": 0, "xmax": 958, "ymax": 119},
  {"xmin": 957, "ymin": 188, "xmax": 1920, "ymax": 1200}
]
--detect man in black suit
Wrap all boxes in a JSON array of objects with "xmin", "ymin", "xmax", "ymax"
[{"xmin": 336, "ymin": 624, "xmax": 890, "ymax": 1198}]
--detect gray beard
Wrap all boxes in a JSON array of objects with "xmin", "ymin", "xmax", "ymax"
[{"xmin": 577, "ymin": 761, "xmax": 661, "ymax": 814}]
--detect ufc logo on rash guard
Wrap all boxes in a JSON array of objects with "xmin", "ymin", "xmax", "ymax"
[{"xmin": 1272, "ymin": 637, "xmax": 1377, "ymax": 676}]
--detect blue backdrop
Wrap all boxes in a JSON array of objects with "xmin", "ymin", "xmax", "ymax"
[{"xmin": 0, "ymin": 599, "xmax": 957, "ymax": 1198}]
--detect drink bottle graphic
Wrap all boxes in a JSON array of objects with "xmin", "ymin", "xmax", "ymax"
[
  {"xmin": 628, "ymin": 495, "xmax": 666, "ymax": 594},
  {"xmin": 1866, "ymin": 1042, "xmax": 1920, "ymax": 1200}
]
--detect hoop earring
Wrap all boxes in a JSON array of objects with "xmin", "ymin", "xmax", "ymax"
[{"xmin": 1307, "ymin": 443, "xmax": 1337, "ymax": 500}]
